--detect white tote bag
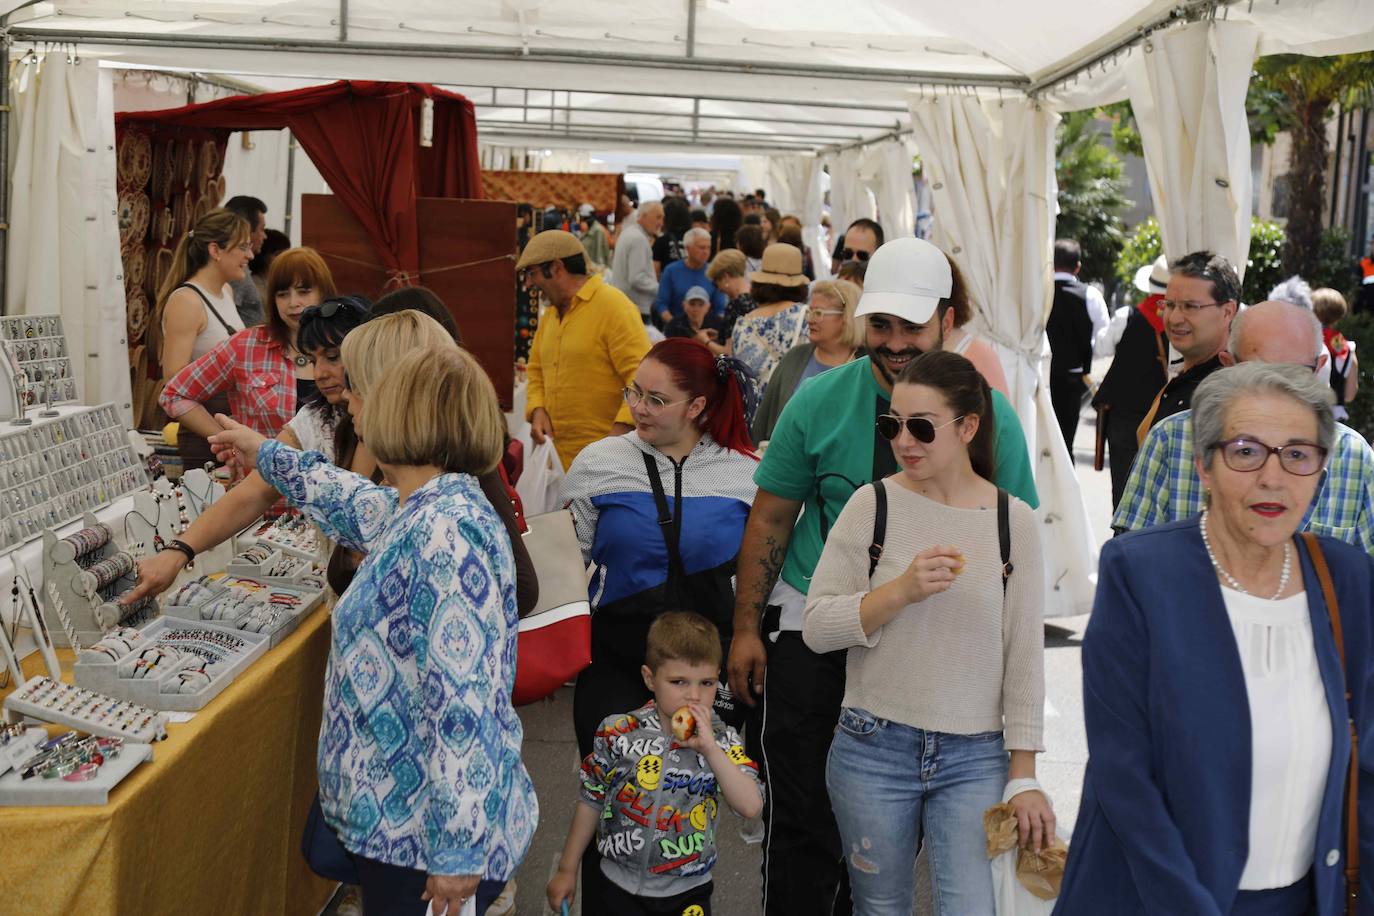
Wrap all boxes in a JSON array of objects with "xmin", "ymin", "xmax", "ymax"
[{"xmin": 515, "ymin": 438, "xmax": 566, "ymax": 516}]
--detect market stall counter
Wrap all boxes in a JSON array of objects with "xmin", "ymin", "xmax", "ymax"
[{"xmin": 0, "ymin": 601, "xmax": 335, "ymax": 915}]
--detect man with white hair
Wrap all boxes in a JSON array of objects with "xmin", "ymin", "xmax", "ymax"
[
  {"xmin": 611, "ymin": 200, "xmax": 663, "ymax": 324},
  {"xmin": 654, "ymin": 226, "xmax": 726, "ymax": 326},
  {"xmin": 1113, "ymin": 299, "xmax": 1374, "ymax": 551}
]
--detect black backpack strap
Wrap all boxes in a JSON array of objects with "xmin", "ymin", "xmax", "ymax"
[
  {"xmin": 998, "ymin": 488, "xmax": 1013, "ymax": 593},
  {"xmin": 176, "ymin": 283, "xmax": 237, "ymax": 337},
  {"xmin": 868, "ymin": 480, "xmax": 887, "ymax": 579},
  {"xmin": 642, "ymin": 450, "xmax": 687, "ymax": 586}
]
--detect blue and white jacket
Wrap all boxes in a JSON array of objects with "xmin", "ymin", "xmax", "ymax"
[
  {"xmin": 563, "ymin": 432, "xmax": 757, "ymax": 668},
  {"xmin": 257, "ymin": 440, "xmax": 538, "ymax": 878}
]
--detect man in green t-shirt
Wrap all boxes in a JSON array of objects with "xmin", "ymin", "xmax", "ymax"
[{"xmin": 728, "ymin": 237, "xmax": 1038, "ymax": 915}]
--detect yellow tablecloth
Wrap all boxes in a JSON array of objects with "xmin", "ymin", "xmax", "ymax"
[{"xmin": 0, "ymin": 607, "xmax": 336, "ymax": 916}]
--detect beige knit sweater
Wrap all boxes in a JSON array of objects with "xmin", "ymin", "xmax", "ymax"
[{"xmin": 802, "ymin": 479, "xmax": 1046, "ymax": 751}]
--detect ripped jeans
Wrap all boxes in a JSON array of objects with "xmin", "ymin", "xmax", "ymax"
[{"xmin": 825, "ymin": 707, "xmax": 1006, "ymax": 916}]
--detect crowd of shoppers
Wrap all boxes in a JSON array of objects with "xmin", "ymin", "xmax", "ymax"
[{"xmin": 130, "ymin": 179, "xmax": 1374, "ymax": 916}]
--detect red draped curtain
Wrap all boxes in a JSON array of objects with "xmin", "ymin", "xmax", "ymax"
[{"xmin": 116, "ymin": 81, "xmax": 482, "ymax": 287}]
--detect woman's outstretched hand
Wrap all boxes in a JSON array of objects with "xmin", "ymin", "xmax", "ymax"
[{"xmin": 208, "ymin": 414, "xmax": 268, "ymax": 471}]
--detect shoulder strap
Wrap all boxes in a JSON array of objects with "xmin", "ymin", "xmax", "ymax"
[
  {"xmin": 998, "ymin": 488, "xmax": 1013, "ymax": 594},
  {"xmin": 867, "ymin": 481, "xmax": 887, "ymax": 579},
  {"xmin": 177, "ymin": 283, "xmax": 237, "ymax": 337},
  {"xmin": 642, "ymin": 450, "xmax": 687, "ymax": 586},
  {"xmin": 1301, "ymin": 532, "xmax": 1360, "ymax": 914}
]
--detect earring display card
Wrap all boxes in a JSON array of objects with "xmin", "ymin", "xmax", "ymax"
[
  {"xmin": 0, "ymin": 315, "xmax": 78, "ymax": 406},
  {"xmin": 0, "ymin": 403, "xmax": 148, "ymax": 553},
  {"xmin": 72, "ymin": 616, "xmax": 270, "ymax": 712}
]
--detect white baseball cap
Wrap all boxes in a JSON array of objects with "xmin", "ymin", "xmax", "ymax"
[
  {"xmin": 1133, "ymin": 254, "xmax": 1170, "ymax": 294},
  {"xmin": 854, "ymin": 237, "xmax": 953, "ymax": 325}
]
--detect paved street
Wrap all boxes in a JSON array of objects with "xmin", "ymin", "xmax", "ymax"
[{"xmin": 503, "ymin": 390, "xmax": 1117, "ymax": 916}]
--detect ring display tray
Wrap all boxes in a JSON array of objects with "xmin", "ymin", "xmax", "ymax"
[
  {"xmin": 0, "ymin": 741, "xmax": 152, "ymax": 806},
  {"xmin": 72, "ymin": 617, "xmax": 270, "ymax": 712},
  {"xmin": 2, "ymin": 676, "xmax": 168, "ymax": 743}
]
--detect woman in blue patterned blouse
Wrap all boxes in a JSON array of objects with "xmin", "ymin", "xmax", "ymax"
[{"xmin": 210, "ymin": 324, "xmax": 536, "ymax": 916}]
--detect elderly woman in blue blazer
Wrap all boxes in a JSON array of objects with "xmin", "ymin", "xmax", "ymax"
[{"xmin": 1055, "ymin": 362, "xmax": 1374, "ymax": 916}]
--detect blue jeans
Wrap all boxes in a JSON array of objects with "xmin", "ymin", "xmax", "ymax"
[{"xmin": 826, "ymin": 707, "xmax": 1007, "ymax": 916}]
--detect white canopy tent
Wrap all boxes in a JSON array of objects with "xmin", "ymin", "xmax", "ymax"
[{"xmin": 2, "ymin": 0, "xmax": 1372, "ymax": 616}]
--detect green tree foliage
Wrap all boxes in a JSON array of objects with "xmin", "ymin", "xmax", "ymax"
[
  {"xmin": 1334, "ymin": 311, "xmax": 1374, "ymax": 442},
  {"xmin": 1115, "ymin": 215, "xmax": 1287, "ymax": 304},
  {"xmin": 1055, "ymin": 110, "xmax": 1133, "ymax": 289},
  {"xmin": 1250, "ymin": 52, "xmax": 1374, "ymax": 278}
]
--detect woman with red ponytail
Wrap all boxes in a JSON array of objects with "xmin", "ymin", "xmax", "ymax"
[{"xmin": 560, "ymin": 337, "xmax": 761, "ymax": 911}]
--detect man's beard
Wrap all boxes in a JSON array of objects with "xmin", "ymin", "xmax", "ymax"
[{"xmin": 866, "ymin": 328, "xmax": 942, "ymax": 386}]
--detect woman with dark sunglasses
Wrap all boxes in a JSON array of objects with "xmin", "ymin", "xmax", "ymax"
[
  {"xmin": 802, "ymin": 349, "xmax": 1051, "ymax": 915},
  {"xmin": 122, "ymin": 295, "xmax": 373, "ymax": 604},
  {"xmin": 1057, "ymin": 363, "xmax": 1374, "ymax": 916}
]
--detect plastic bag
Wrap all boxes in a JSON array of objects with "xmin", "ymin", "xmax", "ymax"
[
  {"xmin": 515, "ymin": 439, "xmax": 566, "ymax": 516},
  {"xmin": 984, "ymin": 802, "xmax": 1067, "ymax": 915}
]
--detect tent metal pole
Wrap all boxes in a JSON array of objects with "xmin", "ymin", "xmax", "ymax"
[
  {"xmin": 283, "ymin": 130, "xmax": 297, "ymax": 243},
  {"xmin": 825, "ymin": 128, "xmax": 915, "ymax": 154},
  {"xmin": 467, "ymin": 85, "xmax": 910, "ymax": 114},
  {"xmin": 686, "ymin": 0, "xmax": 699, "ymax": 142},
  {"xmin": 474, "ymin": 102, "xmax": 903, "ymax": 131},
  {"xmin": 477, "ymin": 120, "xmax": 863, "ymax": 144},
  {"xmin": 479, "ymin": 129, "xmax": 820, "ymax": 154},
  {"xmin": 337, "ymin": 0, "xmax": 348, "ymax": 42},
  {"xmin": 2, "ymin": 26, "xmax": 1029, "ymax": 90}
]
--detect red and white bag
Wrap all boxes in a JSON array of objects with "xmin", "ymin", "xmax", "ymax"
[{"xmin": 512, "ymin": 509, "xmax": 591, "ymax": 705}]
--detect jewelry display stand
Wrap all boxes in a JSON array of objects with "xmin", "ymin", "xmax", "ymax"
[
  {"xmin": 0, "ymin": 740, "xmax": 151, "ymax": 806},
  {"xmin": 72, "ymin": 617, "xmax": 269, "ymax": 712},
  {"xmin": 0, "ymin": 403, "xmax": 148, "ymax": 552},
  {"xmin": 0, "ymin": 341, "xmax": 21, "ymax": 423},
  {"xmin": 3, "ymin": 675, "xmax": 168, "ymax": 741},
  {"xmin": 41, "ymin": 514, "xmax": 156, "ymax": 650},
  {"xmin": 246, "ymin": 514, "xmax": 329, "ymax": 563},
  {"xmin": 0, "ymin": 314, "xmax": 78, "ymax": 407}
]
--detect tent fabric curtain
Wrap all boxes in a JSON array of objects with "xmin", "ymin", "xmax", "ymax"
[
  {"xmin": 766, "ymin": 154, "xmax": 830, "ymax": 276},
  {"xmin": 908, "ymin": 94, "xmax": 1097, "ymax": 616},
  {"xmin": 861, "ymin": 139, "xmax": 917, "ymax": 240},
  {"xmin": 6, "ymin": 56, "xmax": 131, "ymax": 424},
  {"xmin": 1126, "ymin": 20, "xmax": 1260, "ymax": 274},
  {"xmin": 824, "ymin": 148, "xmax": 876, "ymax": 247},
  {"xmin": 117, "ymin": 81, "xmax": 482, "ymax": 287}
]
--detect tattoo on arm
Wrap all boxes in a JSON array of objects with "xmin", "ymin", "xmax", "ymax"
[{"xmin": 749, "ymin": 534, "xmax": 785, "ymax": 613}]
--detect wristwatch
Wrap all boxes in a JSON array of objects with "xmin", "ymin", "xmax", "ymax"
[{"xmin": 165, "ymin": 539, "xmax": 196, "ymax": 564}]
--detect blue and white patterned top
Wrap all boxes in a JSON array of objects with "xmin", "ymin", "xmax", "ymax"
[
  {"xmin": 256, "ymin": 440, "xmax": 538, "ymax": 878},
  {"xmin": 731, "ymin": 301, "xmax": 807, "ymax": 390}
]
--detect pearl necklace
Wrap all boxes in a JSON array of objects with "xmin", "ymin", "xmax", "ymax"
[{"xmin": 1200, "ymin": 510, "xmax": 1291, "ymax": 600}]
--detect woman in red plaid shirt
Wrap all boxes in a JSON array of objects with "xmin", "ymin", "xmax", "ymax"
[{"xmin": 160, "ymin": 247, "xmax": 338, "ymax": 448}]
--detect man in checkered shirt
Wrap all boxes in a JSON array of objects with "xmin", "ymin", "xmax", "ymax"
[{"xmin": 1113, "ymin": 299, "xmax": 1374, "ymax": 553}]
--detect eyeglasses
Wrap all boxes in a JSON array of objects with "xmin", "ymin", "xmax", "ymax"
[
  {"xmin": 1210, "ymin": 437, "xmax": 1327, "ymax": 476},
  {"xmin": 301, "ymin": 298, "xmax": 366, "ymax": 323},
  {"xmin": 236, "ymin": 243, "xmax": 253, "ymax": 254},
  {"xmin": 806, "ymin": 308, "xmax": 845, "ymax": 321},
  {"xmin": 1161, "ymin": 299, "xmax": 1226, "ymax": 315},
  {"xmin": 623, "ymin": 387, "xmax": 689, "ymax": 411},
  {"xmin": 876, "ymin": 414, "xmax": 965, "ymax": 442},
  {"xmin": 840, "ymin": 248, "xmax": 871, "ymax": 262}
]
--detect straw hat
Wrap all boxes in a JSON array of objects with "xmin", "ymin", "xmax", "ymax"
[{"xmin": 749, "ymin": 243, "xmax": 808, "ymax": 287}]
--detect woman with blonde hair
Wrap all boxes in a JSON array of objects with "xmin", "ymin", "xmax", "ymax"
[
  {"xmin": 149, "ymin": 208, "xmax": 250, "ymax": 462},
  {"xmin": 160, "ymin": 246, "xmax": 337, "ymax": 463},
  {"xmin": 708, "ymin": 248, "xmax": 757, "ymax": 345},
  {"xmin": 751, "ymin": 278, "xmax": 863, "ymax": 442},
  {"xmin": 210, "ymin": 331, "xmax": 538, "ymax": 916}
]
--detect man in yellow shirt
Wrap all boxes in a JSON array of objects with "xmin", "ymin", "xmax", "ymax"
[{"xmin": 521, "ymin": 230, "xmax": 651, "ymax": 469}]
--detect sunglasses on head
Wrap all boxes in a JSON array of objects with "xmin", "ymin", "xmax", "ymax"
[
  {"xmin": 301, "ymin": 298, "xmax": 367, "ymax": 322},
  {"xmin": 840, "ymin": 248, "xmax": 871, "ymax": 262},
  {"xmin": 876, "ymin": 413, "xmax": 965, "ymax": 442}
]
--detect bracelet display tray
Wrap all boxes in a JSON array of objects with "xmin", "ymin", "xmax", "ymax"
[
  {"xmin": 2, "ymin": 676, "xmax": 167, "ymax": 743},
  {"xmin": 73, "ymin": 617, "xmax": 270, "ymax": 712},
  {"xmin": 0, "ymin": 741, "xmax": 152, "ymax": 806},
  {"xmin": 162, "ymin": 576, "xmax": 324, "ymax": 649}
]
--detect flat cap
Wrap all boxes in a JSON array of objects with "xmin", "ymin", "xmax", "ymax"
[{"xmin": 516, "ymin": 230, "xmax": 588, "ymax": 270}]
